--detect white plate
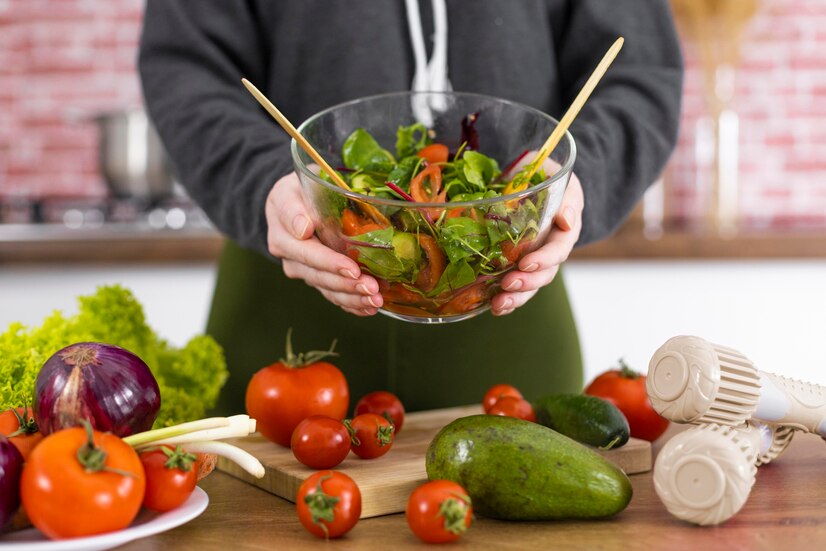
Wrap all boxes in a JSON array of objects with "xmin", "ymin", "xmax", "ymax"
[{"xmin": 0, "ymin": 486, "xmax": 208, "ymax": 551}]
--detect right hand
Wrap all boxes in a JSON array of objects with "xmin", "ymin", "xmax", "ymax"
[{"xmin": 265, "ymin": 172, "xmax": 383, "ymax": 316}]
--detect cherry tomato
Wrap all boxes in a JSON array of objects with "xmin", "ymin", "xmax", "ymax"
[
  {"xmin": 21, "ymin": 424, "xmax": 145, "ymax": 539},
  {"xmin": 482, "ymin": 384, "xmax": 523, "ymax": 413},
  {"xmin": 291, "ymin": 416, "xmax": 351, "ymax": 469},
  {"xmin": 0, "ymin": 406, "xmax": 43, "ymax": 460},
  {"xmin": 346, "ymin": 413, "xmax": 394, "ymax": 459},
  {"xmin": 488, "ymin": 396, "xmax": 536, "ymax": 422},
  {"xmin": 354, "ymin": 391, "xmax": 406, "ymax": 433},
  {"xmin": 296, "ymin": 470, "xmax": 361, "ymax": 539},
  {"xmin": 246, "ymin": 331, "xmax": 349, "ymax": 447},
  {"xmin": 140, "ymin": 445, "xmax": 198, "ymax": 512},
  {"xmin": 585, "ymin": 359, "xmax": 670, "ymax": 441},
  {"xmin": 406, "ymin": 480, "xmax": 472, "ymax": 543},
  {"xmin": 417, "ymin": 143, "xmax": 449, "ymax": 164}
]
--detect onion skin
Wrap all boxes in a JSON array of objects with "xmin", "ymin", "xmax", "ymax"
[
  {"xmin": 0, "ymin": 435, "xmax": 23, "ymax": 532},
  {"xmin": 34, "ymin": 342, "xmax": 161, "ymax": 437}
]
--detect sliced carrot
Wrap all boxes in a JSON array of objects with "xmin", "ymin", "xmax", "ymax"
[
  {"xmin": 415, "ymin": 234, "xmax": 447, "ymax": 292},
  {"xmin": 416, "ymin": 143, "xmax": 449, "ymax": 164}
]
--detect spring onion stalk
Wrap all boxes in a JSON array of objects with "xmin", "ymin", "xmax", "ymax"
[
  {"xmin": 123, "ymin": 415, "xmax": 254, "ymax": 447},
  {"xmin": 179, "ymin": 441, "xmax": 265, "ymax": 479}
]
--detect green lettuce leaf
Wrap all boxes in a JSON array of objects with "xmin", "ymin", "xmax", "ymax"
[{"xmin": 0, "ymin": 285, "xmax": 228, "ymax": 427}]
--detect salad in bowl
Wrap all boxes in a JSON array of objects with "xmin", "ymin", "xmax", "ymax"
[{"xmin": 292, "ymin": 92, "xmax": 575, "ymax": 323}]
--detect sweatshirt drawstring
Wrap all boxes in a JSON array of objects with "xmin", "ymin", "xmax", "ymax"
[{"xmin": 405, "ymin": 0, "xmax": 452, "ymax": 126}]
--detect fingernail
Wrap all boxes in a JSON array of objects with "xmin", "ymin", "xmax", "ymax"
[
  {"xmin": 339, "ymin": 268, "xmax": 358, "ymax": 279},
  {"xmin": 496, "ymin": 308, "xmax": 514, "ymax": 317},
  {"xmin": 504, "ymin": 279, "xmax": 523, "ymax": 291},
  {"xmin": 501, "ymin": 297, "xmax": 514, "ymax": 310},
  {"xmin": 366, "ymin": 295, "xmax": 380, "ymax": 308},
  {"xmin": 522, "ymin": 263, "xmax": 538, "ymax": 273},
  {"xmin": 356, "ymin": 283, "xmax": 371, "ymax": 295},
  {"xmin": 292, "ymin": 215, "xmax": 310, "ymax": 238}
]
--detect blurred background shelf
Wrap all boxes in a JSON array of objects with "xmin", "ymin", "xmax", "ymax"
[
  {"xmin": 4, "ymin": 223, "xmax": 826, "ymax": 264},
  {"xmin": 571, "ymin": 226, "xmax": 826, "ymax": 260},
  {"xmin": 0, "ymin": 223, "xmax": 224, "ymax": 264}
]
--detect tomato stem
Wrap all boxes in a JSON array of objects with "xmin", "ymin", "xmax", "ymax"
[
  {"xmin": 305, "ymin": 475, "xmax": 340, "ymax": 539},
  {"xmin": 160, "ymin": 445, "xmax": 198, "ymax": 472},
  {"xmin": 618, "ymin": 358, "xmax": 640, "ymax": 379},
  {"xmin": 76, "ymin": 420, "xmax": 136, "ymax": 478},
  {"xmin": 376, "ymin": 422, "xmax": 394, "ymax": 447},
  {"xmin": 6, "ymin": 405, "xmax": 39, "ymax": 438},
  {"xmin": 282, "ymin": 328, "xmax": 339, "ymax": 368},
  {"xmin": 343, "ymin": 419, "xmax": 360, "ymax": 447},
  {"xmin": 438, "ymin": 495, "xmax": 471, "ymax": 536}
]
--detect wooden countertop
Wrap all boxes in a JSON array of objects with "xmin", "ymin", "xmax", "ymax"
[
  {"xmin": 4, "ymin": 223, "xmax": 826, "ymax": 264},
  {"xmin": 123, "ymin": 431, "xmax": 826, "ymax": 550}
]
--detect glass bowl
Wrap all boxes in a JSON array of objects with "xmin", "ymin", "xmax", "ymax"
[{"xmin": 292, "ymin": 91, "xmax": 575, "ymax": 323}]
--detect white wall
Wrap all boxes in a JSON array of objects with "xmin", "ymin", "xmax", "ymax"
[
  {"xmin": 565, "ymin": 260, "xmax": 826, "ymax": 386},
  {"xmin": 0, "ymin": 264, "xmax": 216, "ymax": 348},
  {"xmin": 2, "ymin": 260, "xmax": 826, "ymax": 387}
]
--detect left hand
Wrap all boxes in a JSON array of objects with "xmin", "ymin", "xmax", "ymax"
[{"xmin": 490, "ymin": 172, "xmax": 584, "ymax": 316}]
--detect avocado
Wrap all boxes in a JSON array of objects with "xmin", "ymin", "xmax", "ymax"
[
  {"xmin": 392, "ymin": 232, "xmax": 421, "ymax": 263},
  {"xmin": 426, "ymin": 415, "xmax": 633, "ymax": 520},
  {"xmin": 534, "ymin": 394, "xmax": 630, "ymax": 449}
]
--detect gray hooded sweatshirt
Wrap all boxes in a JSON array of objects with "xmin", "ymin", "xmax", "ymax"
[{"xmin": 139, "ymin": 0, "xmax": 683, "ymax": 258}]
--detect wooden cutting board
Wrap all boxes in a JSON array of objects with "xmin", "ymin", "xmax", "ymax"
[{"xmin": 217, "ymin": 405, "xmax": 651, "ymax": 518}]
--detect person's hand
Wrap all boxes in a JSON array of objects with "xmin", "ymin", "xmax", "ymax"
[
  {"xmin": 490, "ymin": 172, "xmax": 584, "ymax": 316},
  {"xmin": 265, "ymin": 172, "xmax": 384, "ymax": 316}
]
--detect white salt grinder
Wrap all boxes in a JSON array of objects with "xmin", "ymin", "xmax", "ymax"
[
  {"xmin": 653, "ymin": 420, "xmax": 790, "ymax": 526},
  {"xmin": 646, "ymin": 335, "xmax": 826, "ymax": 436}
]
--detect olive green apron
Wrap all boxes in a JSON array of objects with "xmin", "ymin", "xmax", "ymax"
[{"xmin": 206, "ymin": 240, "xmax": 582, "ymax": 415}]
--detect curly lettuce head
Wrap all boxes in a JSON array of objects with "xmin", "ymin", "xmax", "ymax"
[{"xmin": 0, "ymin": 285, "xmax": 227, "ymax": 427}]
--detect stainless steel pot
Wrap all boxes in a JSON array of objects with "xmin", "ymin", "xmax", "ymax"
[{"xmin": 93, "ymin": 108, "xmax": 175, "ymax": 204}]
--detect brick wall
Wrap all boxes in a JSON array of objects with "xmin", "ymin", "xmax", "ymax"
[
  {"xmin": 1, "ymin": 0, "xmax": 825, "ymax": 230},
  {"xmin": 0, "ymin": 0, "xmax": 144, "ymax": 200}
]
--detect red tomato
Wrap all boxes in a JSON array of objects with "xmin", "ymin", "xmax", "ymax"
[
  {"xmin": 415, "ymin": 234, "xmax": 447, "ymax": 293},
  {"xmin": 246, "ymin": 332, "xmax": 349, "ymax": 447},
  {"xmin": 140, "ymin": 445, "xmax": 198, "ymax": 512},
  {"xmin": 291, "ymin": 416, "xmax": 351, "ymax": 469},
  {"xmin": 585, "ymin": 359, "xmax": 670, "ymax": 441},
  {"xmin": 438, "ymin": 280, "xmax": 489, "ymax": 315},
  {"xmin": 417, "ymin": 143, "xmax": 449, "ymax": 164},
  {"xmin": 488, "ymin": 396, "xmax": 536, "ymax": 422},
  {"xmin": 406, "ymin": 480, "xmax": 472, "ymax": 543},
  {"xmin": 0, "ymin": 406, "xmax": 43, "ymax": 460},
  {"xmin": 354, "ymin": 391, "xmax": 406, "ymax": 433},
  {"xmin": 296, "ymin": 470, "xmax": 361, "ymax": 539},
  {"xmin": 20, "ymin": 424, "xmax": 145, "ymax": 539},
  {"xmin": 346, "ymin": 413, "xmax": 394, "ymax": 459},
  {"xmin": 341, "ymin": 208, "xmax": 387, "ymax": 236},
  {"xmin": 410, "ymin": 165, "xmax": 447, "ymax": 220},
  {"xmin": 500, "ymin": 238, "xmax": 533, "ymax": 264},
  {"xmin": 482, "ymin": 384, "xmax": 523, "ymax": 413}
]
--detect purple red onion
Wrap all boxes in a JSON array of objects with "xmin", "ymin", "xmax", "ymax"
[
  {"xmin": 34, "ymin": 342, "xmax": 161, "ymax": 437},
  {"xmin": 0, "ymin": 435, "xmax": 23, "ymax": 532}
]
